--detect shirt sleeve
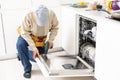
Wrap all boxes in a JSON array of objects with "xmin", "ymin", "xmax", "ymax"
[
  {"xmin": 48, "ymin": 11, "xmax": 59, "ymax": 42},
  {"xmin": 21, "ymin": 13, "xmax": 37, "ymax": 51}
]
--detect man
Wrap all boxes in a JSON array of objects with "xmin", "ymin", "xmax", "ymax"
[{"xmin": 16, "ymin": 5, "xmax": 59, "ymax": 78}]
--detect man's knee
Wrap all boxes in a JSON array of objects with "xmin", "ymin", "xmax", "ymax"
[
  {"xmin": 16, "ymin": 41, "xmax": 25, "ymax": 49},
  {"xmin": 16, "ymin": 36, "xmax": 28, "ymax": 49}
]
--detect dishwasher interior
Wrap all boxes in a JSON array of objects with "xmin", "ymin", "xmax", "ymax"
[{"xmin": 35, "ymin": 15, "xmax": 97, "ymax": 77}]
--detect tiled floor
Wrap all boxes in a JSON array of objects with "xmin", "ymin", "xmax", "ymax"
[{"xmin": 0, "ymin": 58, "xmax": 95, "ymax": 80}]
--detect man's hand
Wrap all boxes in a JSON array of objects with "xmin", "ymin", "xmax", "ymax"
[
  {"xmin": 33, "ymin": 49, "xmax": 40, "ymax": 60},
  {"xmin": 48, "ymin": 41, "xmax": 53, "ymax": 49}
]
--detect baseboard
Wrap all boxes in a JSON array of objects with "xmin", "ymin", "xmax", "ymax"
[{"xmin": 0, "ymin": 54, "xmax": 17, "ymax": 61}]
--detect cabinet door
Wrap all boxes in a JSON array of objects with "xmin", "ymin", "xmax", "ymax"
[
  {"xmin": 1, "ymin": 0, "xmax": 31, "ymax": 10},
  {"xmin": 95, "ymin": 20, "xmax": 120, "ymax": 80},
  {"xmin": 1, "ymin": 10, "xmax": 27, "ymax": 54},
  {"xmin": 0, "ymin": 13, "xmax": 5, "ymax": 55},
  {"xmin": 61, "ymin": 7, "xmax": 78, "ymax": 55}
]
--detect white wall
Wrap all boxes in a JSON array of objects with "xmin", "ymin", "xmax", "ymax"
[{"xmin": 0, "ymin": 0, "xmax": 31, "ymax": 10}]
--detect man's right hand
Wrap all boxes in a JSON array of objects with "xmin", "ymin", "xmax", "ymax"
[
  {"xmin": 48, "ymin": 41, "xmax": 53, "ymax": 49},
  {"xmin": 33, "ymin": 49, "xmax": 40, "ymax": 60}
]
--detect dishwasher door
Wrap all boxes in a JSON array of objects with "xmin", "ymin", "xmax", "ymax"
[{"xmin": 35, "ymin": 48, "xmax": 94, "ymax": 77}]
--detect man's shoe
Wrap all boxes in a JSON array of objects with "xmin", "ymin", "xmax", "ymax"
[{"xmin": 23, "ymin": 72, "xmax": 31, "ymax": 78}]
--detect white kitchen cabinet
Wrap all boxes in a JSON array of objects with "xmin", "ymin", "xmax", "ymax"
[
  {"xmin": 0, "ymin": 0, "xmax": 32, "ymax": 58},
  {"xmin": 61, "ymin": 7, "xmax": 77, "ymax": 55},
  {"xmin": 1, "ymin": 10, "xmax": 28, "ymax": 54},
  {"xmin": 95, "ymin": 19, "xmax": 120, "ymax": 80},
  {"xmin": 0, "ymin": 13, "xmax": 5, "ymax": 55}
]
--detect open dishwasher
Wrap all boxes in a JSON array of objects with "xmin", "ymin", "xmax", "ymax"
[{"xmin": 35, "ymin": 14, "xmax": 97, "ymax": 77}]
